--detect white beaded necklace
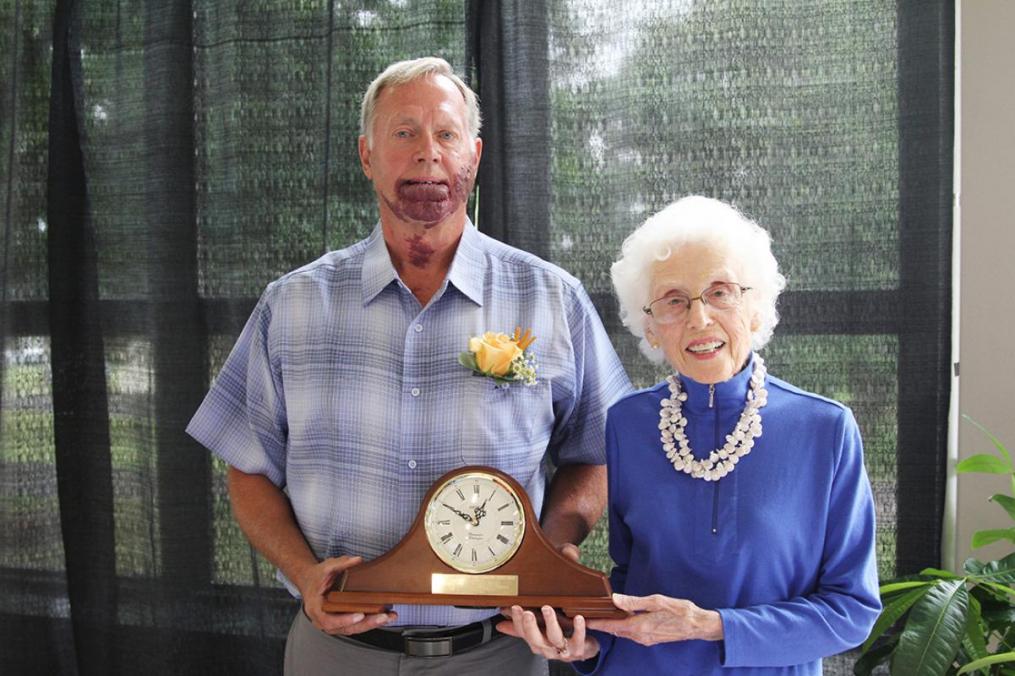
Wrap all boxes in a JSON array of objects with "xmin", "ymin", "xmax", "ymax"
[{"xmin": 659, "ymin": 355, "xmax": 768, "ymax": 482}]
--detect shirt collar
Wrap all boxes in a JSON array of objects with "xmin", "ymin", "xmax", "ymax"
[
  {"xmin": 360, "ymin": 218, "xmax": 487, "ymax": 307},
  {"xmin": 361, "ymin": 224, "xmax": 397, "ymax": 306},
  {"xmin": 445, "ymin": 218, "xmax": 485, "ymax": 307},
  {"xmin": 677, "ymin": 352, "xmax": 758, "ymax": 414}
]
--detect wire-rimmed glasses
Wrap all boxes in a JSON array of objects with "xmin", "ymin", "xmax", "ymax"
[{"xmin": 642, "ymin": 282, "xmax": 752, "ymax": 324}]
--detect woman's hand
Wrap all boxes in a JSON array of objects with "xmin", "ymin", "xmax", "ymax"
[
  {"xmin": 587, "ymin": 593, "xmax": 723, "ymax": 646},
  {"xmin": 496, "ymin": 605, "xmax": 600, "ymax": 662}
]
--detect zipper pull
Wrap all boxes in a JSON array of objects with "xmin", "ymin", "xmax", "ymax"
[{"xmin": 708, "ymin": 384, "xmax": 715, "ymax": 408}]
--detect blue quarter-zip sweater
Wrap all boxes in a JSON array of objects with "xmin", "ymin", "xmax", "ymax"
[{"xmin": 577, "ymin": 354, "xmax": 881, "ymax": 674}]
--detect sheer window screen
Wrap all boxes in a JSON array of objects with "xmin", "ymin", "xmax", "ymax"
[
  {"xmin": 1, "ymin": 1, "xmax": 951, "ymax": 675},
  {"xmin": 543, "ymin": 0, "xmax": 903, "ymax": 573}
]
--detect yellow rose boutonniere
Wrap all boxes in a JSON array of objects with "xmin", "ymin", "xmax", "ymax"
[{"xmin": 459, "ymin": 327, "xmax": 538, "ymax": 386}]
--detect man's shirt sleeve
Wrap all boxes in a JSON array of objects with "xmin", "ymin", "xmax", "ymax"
[
  {"xmin": 186, "ymin": 286, "xmax": 289, "ymax": 487},
  {"xmin": 547, "ymin": 283, "xmax": 632, "ymax": 467}
]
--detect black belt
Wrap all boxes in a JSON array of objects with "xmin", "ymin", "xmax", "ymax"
[{"xmin": 345, "ymin": 618, "xmax": 502, "ymax": 658}]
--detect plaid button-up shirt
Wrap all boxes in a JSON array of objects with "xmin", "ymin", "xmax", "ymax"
[{"xmin": 187, "ymin": 221, "xmax": 631, "ymax": 625}]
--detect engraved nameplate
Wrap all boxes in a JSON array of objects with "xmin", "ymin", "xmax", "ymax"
[{"xmin": 431, "ymin": 573, "xmax": 519, "ymax": 596}]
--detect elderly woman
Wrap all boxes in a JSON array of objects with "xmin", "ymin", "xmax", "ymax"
[{"xmin": 499, "ymin": 196, "xmax": 881, "ymax": 673}]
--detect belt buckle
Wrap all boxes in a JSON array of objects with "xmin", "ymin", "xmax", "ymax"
[{"xmin": 403, "ymin": 635, "xmax": 453, "ymax": 658}]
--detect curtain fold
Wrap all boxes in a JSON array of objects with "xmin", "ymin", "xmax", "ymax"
[
  {"xmin": 47, "ymin": 0, "xmax": 117, "ymax": 671},
  {"xmin": 467, "ymin": 0, "xmax": 552, "ymax": 258},
  {"xmin": 893, "ymin": 0, "xmax": 954, "ymax": 575}
]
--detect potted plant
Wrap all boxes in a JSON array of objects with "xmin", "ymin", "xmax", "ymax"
[{"xmin": 855, "ymin": 416, "xmax": 1015, "ymax": 676}]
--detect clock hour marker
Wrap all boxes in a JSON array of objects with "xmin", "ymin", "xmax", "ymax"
[
  {"xmin": 501, "ymin": 521, "xmax": 514, "ymax": 526},
  {"xmin": 498, "ymin": 503, "xmax": 510, "ymax": 511},
  {"xmin": 497, "ymin": 534, "xmax": 509, "ymax": 545},
  {"xmin": 440, "ymin": 532, "xmax": 453, "ymax": 544},
  {"xmin": 473, "ymin": 484, "xmax": 480, "ymax": 495},
  {"xmin": 453, "ymin": 543, "xmax": 463, "ymax": 557},
  {"xmin": 455, "ymin": 488, "xmax": 466, "ymax": 501},
  {"xmin": 471, "ymin": 548, "xmax": 477, "ymax": 563},
  {"xmin": 438, "ymin": 520, "xmax": 450, "ymax": 526},
  {"xmin": 488, "ymin": 546, "xmax": 496, "ymax": 557}
]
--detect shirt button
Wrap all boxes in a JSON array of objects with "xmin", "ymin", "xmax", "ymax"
[
  {"xmin": 408, "ymin": 459, "xmax": 417, "ymax": 469},
  {"xmin": 411, "ymin": 387, "xmax": 421, "ymax": 397},
  {"xmin": 414, "ymin": 324, "xmax": 423, "ymax": 333}
]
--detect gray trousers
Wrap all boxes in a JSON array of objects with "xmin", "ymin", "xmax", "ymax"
[{"xmin": 284, "ymin": 610, "xmax": 549, "ymax": 676}]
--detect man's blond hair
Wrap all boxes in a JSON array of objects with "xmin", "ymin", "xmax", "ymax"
[{"xmin": 359, "ymin": 57, "xmax": 482, "ymax": 146}]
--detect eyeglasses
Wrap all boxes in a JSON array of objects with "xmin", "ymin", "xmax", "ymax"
[{"xmin": 642, "ymin": 282, "xmax": 752, "ymax": 324}]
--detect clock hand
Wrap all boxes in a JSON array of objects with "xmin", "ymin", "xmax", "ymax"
[
  {"xmin": 441, "ymin": 502, "xmax": 475, "ymax": 524},
  {"xmin": 473, "ymin": 492, "xmax": 493, "ymax": 524}
]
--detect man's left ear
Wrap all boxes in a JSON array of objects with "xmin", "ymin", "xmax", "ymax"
[
  {"xmin": 750, "ymin": 312, "xmax": 761, "ymax": 332},
  {"xmin": 358, "ymin": 135, "xmax": 372, "ymax": 179},
  {"xmin": 473, "ymin": 137, "xmax": 483, "ymax": 166}
]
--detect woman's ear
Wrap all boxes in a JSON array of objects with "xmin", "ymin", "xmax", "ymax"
[{"xmin": 645, "ymin": 325, "xmax": 660, "ymax": 350}]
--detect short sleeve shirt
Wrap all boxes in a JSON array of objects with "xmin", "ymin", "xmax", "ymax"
[{"xmin": 186, "ymin": 221, "xmax": 632, "ymax": 625}]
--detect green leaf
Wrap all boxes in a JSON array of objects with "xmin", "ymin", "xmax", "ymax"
[
  {"xmin": 921, "ymin": 568, "xmax": 964, "ymax": 580},
  {"xmin": 863, "ymin": 585, "xmax": 930, "ymax": 652},
  {"xmin": 990, "ymin": 494, "xmax": 1015, "ymax": 522},
  {"xmin": 957, "ymin": 652, "xmax": 1015, "ymax": 675},
  {"xmin": 853, "ymin": 635, "xmax": 898, "ymax": 675},
  {"xmin": 960, "ymin": 595, "xmax": 988, "ymax": 671},
  {"xmin": 982, "ymin": 605, "xmax": 1015, "ymax": 626},
  {"xmin": 971, "ymin": 528, "xmax": 1015, "ymax": 549},
  {"xmin": 892, "ymin": 579, "xmax": 969, "ymax": 676},
  {"xmin": 970, "ymin": 555, "xmax": 1015, "ymax": 586},
  {"xmin": 980, "ymin": 581, "xmax": 1015, "ymax": 600},
  {"xmin": 957, "ymin": 454, "xmax": 1012, "ymax": 475},
  {"xmin": 963, "ymin": 414, "xmax": 1012, "ymax": 466},
  {"xmin": 881, "ymin": 580, "xmax": 935, "ymax": 595},
  {"xmin": 965, "ymin": 558, "xmax": 986, "ymax": 576},
  {"xmin": 458, "ymin": 351, "xmax": 479, "ymax": 372}
]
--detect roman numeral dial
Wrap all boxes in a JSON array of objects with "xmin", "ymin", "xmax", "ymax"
[{"xmin": 423, "ymin": 471, "xmax": 526, "ymax": 573}]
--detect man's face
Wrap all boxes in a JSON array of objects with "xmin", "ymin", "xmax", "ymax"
[{"xmin": 359, "ymin": 75, "xmax": 482, "ymax": 229}]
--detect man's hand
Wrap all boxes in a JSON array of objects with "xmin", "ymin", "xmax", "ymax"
[
  {"xmin": 558, "ymin": 542, "xmax": 581, "ymax": 563},
  {"xmin": 587, "ymin": 593, "xmax": 723, "ymax": 646},
  {"xmin": 297, "ymin": 555, "xmax": 398, "ymax": 636}
]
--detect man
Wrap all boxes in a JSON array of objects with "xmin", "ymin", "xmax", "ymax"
[{"xmin": 187, "ymin": 57, "xmax": 631, "ymax": 675}]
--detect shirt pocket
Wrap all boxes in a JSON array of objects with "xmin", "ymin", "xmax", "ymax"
[{"xmin": 457, "ymin": 377, "xmax": 555, "ymax": 480}]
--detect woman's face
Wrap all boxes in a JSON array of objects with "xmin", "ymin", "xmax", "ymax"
[{"xmin": 644, "ymin": 241, "xmax": 760, "ymax": 384}]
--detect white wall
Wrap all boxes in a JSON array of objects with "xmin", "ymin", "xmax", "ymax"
[{"xmin": 950, "ymin": 0, "xmax": 1015, "ymax": 568}]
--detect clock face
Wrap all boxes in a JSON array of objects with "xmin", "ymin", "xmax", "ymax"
[{"xmin": 423, "ymin": 471, "xmax": 526, "ymax": 573}]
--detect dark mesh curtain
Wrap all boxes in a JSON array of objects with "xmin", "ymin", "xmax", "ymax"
[{"xmin": 1, "ymin": 1, "xmax": 952, "ymax": 674}]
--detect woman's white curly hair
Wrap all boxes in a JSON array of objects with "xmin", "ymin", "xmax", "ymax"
[{"xmin": 611, "ymin": 195, "xmax": 786, "ymax": 364}]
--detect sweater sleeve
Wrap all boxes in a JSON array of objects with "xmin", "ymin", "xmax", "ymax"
[{"xmin": 718, "ymin": 407, "xmax": 882, "ymax": 667}]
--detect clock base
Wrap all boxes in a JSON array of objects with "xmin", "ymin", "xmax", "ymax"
[{"xmin": 324, "ymin": 590, "xmax": 626, "ymax": 619}]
